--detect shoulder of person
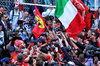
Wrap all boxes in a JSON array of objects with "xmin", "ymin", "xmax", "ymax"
[
  {"xmin": 0, "ymin": 31, "xmax": 4, "ymax": 34},
  {"xmin": 10, "ymin": 10, "xmax": 14, "ymax": 13},
  {"xmin": 1, "ymin": 31, "xmax": 4, "ymax": 33},
  {"xmin": 52, "ymin": 8, "xmax": 55, "ymax": 11}
]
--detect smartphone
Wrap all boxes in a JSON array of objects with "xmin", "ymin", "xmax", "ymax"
[{"xmin": 33, "ymin": 46, "xmax": 36, "ymax": 50}]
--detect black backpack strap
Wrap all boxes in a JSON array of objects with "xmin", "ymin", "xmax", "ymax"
[{"xmin": 11, "ymin": 10, "xmax": 14, "ymax": 21}]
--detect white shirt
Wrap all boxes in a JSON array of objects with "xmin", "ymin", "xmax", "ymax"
[
  {"xmin": 0, "ymin": 31, "xmax": 4, "ymax": 45},
  {"xmin": 42, "ymin": 8, "xmax": 55, "ymax": 17},
  {"xmin": 1, "ymin": 20, "xmax": 5, "ymax": 27},
  {"xmin": 21, "ymin": 17, "xmax": 29, "ymax": 22},
  {"xmin": 9, "ymin": 9, "xmax": 23, "ymax": 23},
  {"xmin": 9, "ymin": 9, "xmax": 23, "ymax": 30},
  {"xmin": 46, "ymin": 8, "xmax": 55, "ymax": 16}
]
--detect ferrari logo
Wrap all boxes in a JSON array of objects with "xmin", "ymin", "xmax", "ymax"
[{"xmin": 35, "ymin": 15, "xmax": 45, "ymax": 28}]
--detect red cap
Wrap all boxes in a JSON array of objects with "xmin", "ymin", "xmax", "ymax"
[{"xmin": 14, "ymin": 40, "xmax": 26, "ymax": 48}]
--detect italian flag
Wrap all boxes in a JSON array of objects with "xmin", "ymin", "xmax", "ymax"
[{"xmin": 55, "ymin": 0, "xmax": 86, "ymax": 38}]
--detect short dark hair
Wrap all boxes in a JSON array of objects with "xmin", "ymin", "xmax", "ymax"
[
  {"xmin": 76, "ymin": 49, "xmax": 82, "ymax": 57},
  {"xmin": 0, "ymin": 14, "xmax": 4, "ymax": 18},
  {"xmin": 77, "ymin": 34, "xmax": 85, "ymax": 40},
  {"xmin": 45, "ymin": 16, "xmax": 50, "ymax": 21},
  {"xmin": 17, "ymin": 20, "xmax": 23, "ymax": 25},
  {"xmin": 36, "ymin": 58, "xmax": 43, "ymax": 66},
  {"xmin": 0, "ymin": 14, "xmax": 6, "ymax": 20},
  {"xmin": 38, "ymin": 54, "xmax": 46, "ymax": 61},
  {"xmin": 79, "ymin": 54, "xmax": 85, "ymax": 63},
  {"xmin": 92, "ymin": 30, "xmax": 99, "ymax": 39}
]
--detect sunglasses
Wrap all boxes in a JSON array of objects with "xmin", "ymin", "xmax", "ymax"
[
  {"xmin": 4, "ymin": 17, "xmax": 7, "ymax": 18},
  {"xmin": 39, "ymin": 41, "xmax": 42, "ymax": 43},
  {"xmin": 91, "ymin": 33, "xmax": 95, "ymax": 36}
]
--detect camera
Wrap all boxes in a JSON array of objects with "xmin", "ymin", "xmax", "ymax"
[
  {"xmin": 40, "ymin": 46, "xmax": 58, "ymax": 53},
  {"xmin": 85, "ymin": 45, "xmax": 100, "ymax": 59},
  {"xmin": 7, "ymin": 31, "xmax": 19, "ymax": 38},
  {"xmin": 19, "ymin": 27, "xmax": 26, "ymax": 33}
]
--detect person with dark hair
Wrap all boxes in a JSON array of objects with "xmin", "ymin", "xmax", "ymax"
[
  {"xmin": 70, "ymin": 34, "xmax": 85, "ymax": 51},
  {"xmin": 8, "ymin": 46, "xmax": 19, "ymax": 65},
  {"xmin": 15, "ymin": 20, "xmax": 29, "ymax": 47},
  {"xmin": 78, "ymin": 54, "xmax": 85, "ymax": 64},
  {"xmin": 87, "ymin": 29, "xmax": 94, "ymax": 39},
  {"xmin": 89, "ymin": 30, "xmax": 99, "ymax": 47},
  {"xmin": 16, "ymin": 53, "xmax": 24, "ymax": 65},
  {"xmin": 0, "ymin": 57, "xmax": 12, "ymax": 66},
  {"xmin": 42, "ymin": 3, "xmax": 55, "ymax": 17},
  {"xmin": 35, "ymin": 38, "xmax": 45, "ymax": 48},
  {"xmin": 59, "ymin": 39, "xmax": 85, "ymax": 66},
  {"xmin": 51, "ymin": 20, "xmax": 62, "ymax": 33},
  {"xmin": 45, "ymin": 16, "xmax": 53, "ymax": 31},
  {"xmin": 0, "ymin": 14, "xmax": 10, "ymax": 31},
  {"xmin": 0, "ymin": 14, "xmax": 10, "ymax": 48},
  {"xmin": 36, "ymin": 58, "xmax": 43, "ymax": 66}
]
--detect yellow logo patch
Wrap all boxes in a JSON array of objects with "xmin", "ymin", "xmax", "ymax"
[{"xmin": 36, "ymin": 15, "xmax": 45, "ymax": 28}]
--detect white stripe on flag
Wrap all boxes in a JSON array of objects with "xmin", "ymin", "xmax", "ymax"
[{"xmin": 59, "ymin": 1, "xmax": 77, "ymax": 28}]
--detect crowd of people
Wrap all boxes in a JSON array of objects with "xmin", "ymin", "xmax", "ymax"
[{"xmin": 0, "ymin": 0, "xmax": 100, "ymax": 66}]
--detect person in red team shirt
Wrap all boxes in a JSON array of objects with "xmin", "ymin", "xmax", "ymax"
[{"xmin": 70, "ymin": 0, "xmax": 91, "ymax": 31}]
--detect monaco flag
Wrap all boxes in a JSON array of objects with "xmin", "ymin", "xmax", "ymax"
[
  {"xmin": 32, "ymin": 6, "xmax": 46, "ymax": 39},
  {"xmin": 55, "ymin": 0, "xmax": 86, "ymax": 38}
]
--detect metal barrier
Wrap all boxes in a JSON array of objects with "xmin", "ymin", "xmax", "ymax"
[
  {"xmin": 0, "ymin": 0, "xmax": 14, "ymax": 9},
  {"xmin": 0, "ymin": 0, "xmax": 56, "ymax": 14}
]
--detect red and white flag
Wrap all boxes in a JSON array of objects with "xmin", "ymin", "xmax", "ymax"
[{"xmin": 55, "ymin": 0, "xmax": 86, "ymax": 38}]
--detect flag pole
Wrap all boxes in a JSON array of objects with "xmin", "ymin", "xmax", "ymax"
[{"xmin": 53, "ymin": 15, "xmax": 55, "ymax": 31}]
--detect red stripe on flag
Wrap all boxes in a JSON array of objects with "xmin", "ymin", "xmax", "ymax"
[
  {"xmin": 66, "ymin": 12, "xmax": 86, "ymax": 38},
  {"xmin": 19, "ymin": 5, "xmax": 23, "ymax": 11},
  {"xmin": 94, "ymin": 10, "xmax": 98, "ymax": 19}
]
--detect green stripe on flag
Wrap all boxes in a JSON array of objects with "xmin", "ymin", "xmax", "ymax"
[{"xmin": 55, "ymin": 0, "xmax": 69, "ymax": 18}]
